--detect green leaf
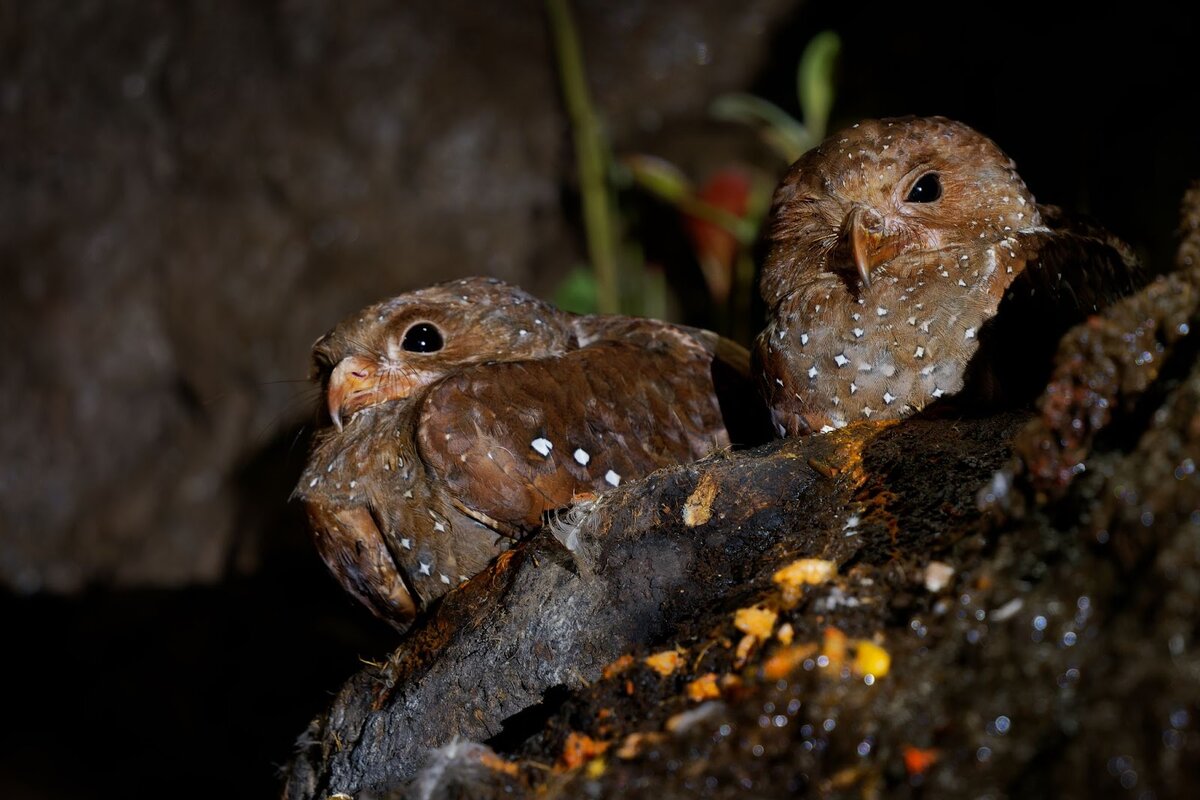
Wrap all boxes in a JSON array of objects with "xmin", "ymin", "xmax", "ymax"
[
  {"xmin": 710, "ymin": 93, "xmax": 812, "ymax": 162},
  {"xmin": 797, "ymin": 31, "xmax": 840, "ymax": 141},
  {"xmin": 554, "ymin": 266, "xmax": 599, "ymax": 315},
  {"xmin": 622, "ymin": 154, "xmax": 693, "ymax": 204}
]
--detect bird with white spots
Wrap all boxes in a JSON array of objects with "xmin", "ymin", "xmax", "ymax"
[
  {"xmin": 755, "ymin": 115, "xmax": 1143, "ymax": 437},
  {"xmin": 294, "ymin": 277, "xmax": 767, "ymax": 629}
]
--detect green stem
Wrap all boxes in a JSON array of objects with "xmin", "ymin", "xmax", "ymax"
[
  {"xmin": 673, "ymin": 194, "xmax": 759, "ymax": 246},
  {"xmin": 545, "ymin": 0, "xmax": 620, "ymax": 314}
]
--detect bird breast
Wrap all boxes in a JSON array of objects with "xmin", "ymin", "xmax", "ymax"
[{"xmin": 759, "ymin": 239, "xmax": 1021, "ymax": 435}]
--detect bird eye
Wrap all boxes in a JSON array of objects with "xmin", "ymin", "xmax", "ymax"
[
  {"xmin": 401, "ymin": 322, "xmax": 444, "ymax": 353},
  {"xmin": 905, "ymin": 173, "xmax": 942, "ymax": 203}
]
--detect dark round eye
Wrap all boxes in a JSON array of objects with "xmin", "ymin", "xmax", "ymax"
[
  {"xmin": 905, "ymin": 173, "xmax": 942, "ymax": 203},
  {"xmin": 401, "ymin": 322, "xmax": 444, "ymax": 353}
]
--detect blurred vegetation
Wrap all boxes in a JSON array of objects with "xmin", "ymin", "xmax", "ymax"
[{"xmin": 545, "ymin": 0, "xmax": 839, "ymax": 341}]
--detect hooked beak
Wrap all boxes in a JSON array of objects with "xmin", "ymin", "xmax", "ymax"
[
  {"xmin": 326, "ymin": 355, "xmax": 424, "ymax": 431},
  {"xmin": 839, "ymin": 205, "xmax": 909, "ymax": 289}
]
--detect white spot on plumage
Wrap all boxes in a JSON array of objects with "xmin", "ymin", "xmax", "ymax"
[
  {"xmin": 834, "ymin": 354, "xmax": 850, "ymax": 367},
  {"xmin": 906, "ymin": 316, "xmax": 917, "ymax": 326},
  {"xmin": 531, "ymin": 437, "xmax": 553, "ymax": 457},
  {"xmin": 876, "ymin": 307, "xmax": 888, "ymax": 317},
  {"xmin": 401, "ymin": 538, "xmax": 412, "ymax": 550},
  {"xmin": 309, "ymin": 477, "xmax": 318, "ymax": 487},
  {"xmin": 440, "ymin": 574, "xmax": 451, "ymax": 585},
  {"xmin": 883, "ymin": 392, "xmax": 896, "ymax": 405},
  {"xmin": 574, "ymin": 448, "xmax": 590, "ymax": 465},
  {"xmin": 820, "ymin": 425, "xmax": 835, "ymax": 433},
  {"xmin": 957, "ymin": 279, "xmax": 967, "ymax": 287},
  {"xmin": 965, "ymin": 327, "xmax": 977, "ymax": 340},
  {"xmin": 605, "ymin": 470, "xmax": 621, "ymax": 487},
  {"xmin": 775, "ymin": 378, "xmax": 784, "ymax": 386},
  {"xmin": 932, "ymin": 387, "xmax": 945, "ymax": 398},
  {"xmin": 862, "ymin": 407, "xmax": 875, "ymax": 418},
  {"xmin": 808, "ymin": 366, "xmax": 819, "ymax": 378},
  {"xmin": 850, "ymin": 383, "xmax": 858, "ymax": 394},
  {"xmin": 419, "ymin": 562, "xmax": 432, "ymax": 576},
  {"xmin": 914, "ymin": 346, "xmax": 925, "ymax": 358},
  {"xmin": 801, "ymin": 333, "xmax": 809, "ymax": 345},
  {"xmin": 853, "ymin": 328, "xmax": 865, "ymax": 338}
]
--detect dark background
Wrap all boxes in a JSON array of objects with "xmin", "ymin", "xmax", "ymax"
[{"xmin": 2, "ymin": 2, "xmax": 1196, "ymax": 797}]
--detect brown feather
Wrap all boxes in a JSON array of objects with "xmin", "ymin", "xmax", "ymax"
[{"xmin": 294, "ymin": 277, "xmax": 767, "ymax": 630}]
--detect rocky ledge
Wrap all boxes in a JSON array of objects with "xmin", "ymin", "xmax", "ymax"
[{"xmin": 283, "ymin": 186, "xmax": 1200, "ymax": 799}]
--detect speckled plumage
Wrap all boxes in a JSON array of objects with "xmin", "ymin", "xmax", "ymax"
[
  {"xmin": 755, "ymin": 116, "xmax": 1142, "ymax": 436},
  {"xmin": 294, "ymin": 277, "xmax": 754, "ymax": 629}
]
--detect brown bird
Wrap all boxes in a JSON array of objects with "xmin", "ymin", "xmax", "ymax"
[
  {"xmin": 755, "ymin": 115, "xmax": 1142, "ymax": 437},
  {"xmin": 294, "ymin": 277, "xmax": 765, "ymax": 629}
]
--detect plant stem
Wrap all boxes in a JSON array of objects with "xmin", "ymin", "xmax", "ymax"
[{"xmin": 545, "ymin": 0, "xmax": 620, "ymax": 314}]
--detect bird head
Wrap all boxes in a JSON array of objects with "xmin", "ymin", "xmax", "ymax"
[
  {"xmin": 311, "ymin": 277, "xmax": 572, "ymax": 431},
  {"xmin": 762, "ymin": 116, "xmax": 1042, "ymax": 303}
]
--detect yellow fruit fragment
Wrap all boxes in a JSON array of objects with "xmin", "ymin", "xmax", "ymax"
[
  {"xmin": 644, "ymin": 649, "xmax": 685, "ymax": 677},
  {"xmin": 734, "ymin": 606, "xmax": 778, "ymax": 639}
]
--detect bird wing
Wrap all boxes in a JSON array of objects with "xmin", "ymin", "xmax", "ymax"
[
  {"xmin": 415, "ymin": 323, "xmax": 734, "ymax": 533},
  {"xmin": 572, "ymin": 315, "xmax": 775, "ymax": 447},
  {"xmin": 964, "ymin": 209, "xmax": 1146, "ymax": 404},
  {"xmin": 1015, "ymin": 205, "xmax": 1145, "ymax": 310}
]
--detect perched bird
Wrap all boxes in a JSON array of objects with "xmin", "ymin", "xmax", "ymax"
[
  {"xmin": 755, "ymin": 115, "xmax": 1142, "ymax": 437},
  {"xmin": 294, "ymin": 277, "xmax": 766, "ymax": 629}
]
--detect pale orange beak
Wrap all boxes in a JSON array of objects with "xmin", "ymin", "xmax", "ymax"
[
  {"xmin": 327, "ymin": 356, "xmax": 425, "ymax": 431},
  {"xmin": 843, "ymin": 205, "xmax": 907, "ymax": 289}
]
